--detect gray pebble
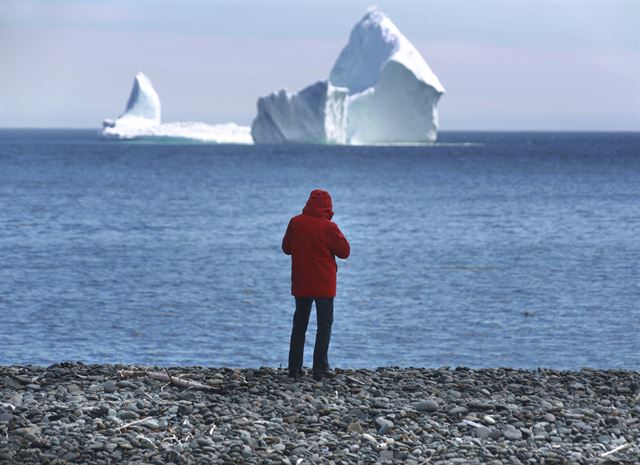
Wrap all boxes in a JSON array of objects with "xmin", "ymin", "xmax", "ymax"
[
  {"xmin": 117, "ymin": 410, "xmax": 138, "ymax": 420},
  {"xmin": 103, "ymin": 381, "xmax": 117, "ymax": 394},
  {"xmin": 416, "ymin": 400, "xmax": 439, "ymax": 413},
  {"xmin": 503, "ymin": 426, "xmax": 523, "ymax": 441},
  {"xmin": 476, "ymin": 426, "xmax": 492, "ymax": 439},
  {"xmin": 448, "ymin": 406, "xmax": 469, "ymax": 415}
]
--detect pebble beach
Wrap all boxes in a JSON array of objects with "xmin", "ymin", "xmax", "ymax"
[{"xmin": 1, "ymin": 363, "xmax": 638, "ymax": 464}]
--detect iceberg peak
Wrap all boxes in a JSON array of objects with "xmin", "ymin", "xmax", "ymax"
[
  {"xmin": 119, "ymin": 72, "xmax": 161, "ymax": 124},
  {"xmin": 330, "ymin": 8, "xmax": 444, "ymax": 96}
]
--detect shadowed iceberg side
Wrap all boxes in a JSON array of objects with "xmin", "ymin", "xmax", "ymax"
[{"xmin": 251, "ymin": 81, "xmax": 348, "ymax": 144}]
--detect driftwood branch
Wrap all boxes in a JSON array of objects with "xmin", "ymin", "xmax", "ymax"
[
  {"xmin": 600, "ymin": 442, "xmax": 632, "ymax": 458},
  {"xmin": 116, "ymin": 416, "xmax": 154, "ymax": 432},
  {"xmin": 346, "ymin": 376, "xmax": 366, "ymax": 385},
  {"xmin": 117, "ymin": 369, "xmax": 216, "ymax": 391},
  {"xmin": 462, "ymin": 419, "xmax": 485, "ymax": 429}
]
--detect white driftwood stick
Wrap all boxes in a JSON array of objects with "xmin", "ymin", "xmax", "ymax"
[
  {"xmin": 116, "ymin": 416, "xmax": 154, "ymax": 432},
  {"xmin": 117, "ymin": 370, "xmax": 215, "ymax": 391},
  {"xmin": 462, "ymin": 419, "xmax": 485, "ymax": 429},
  {"xmin": 346, "ymin": 376, "xmax": 366, "ymax": 385},
  {"xmin": 600, "ymin": 442, "xmax": 631, "ymax": 458}
]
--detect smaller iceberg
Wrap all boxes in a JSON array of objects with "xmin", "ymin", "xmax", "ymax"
[
  {"xmin": 102, "ymin": 72, "xmax": 252, "ymax": 144},
  {"xmin": 102, "ymin": 72, "xmax": 161, "ymax": 132}
]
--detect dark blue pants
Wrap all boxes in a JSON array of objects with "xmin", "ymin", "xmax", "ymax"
[{"xmin": 288, "ymin": 297, "xmax": 333, "ymax": 374}]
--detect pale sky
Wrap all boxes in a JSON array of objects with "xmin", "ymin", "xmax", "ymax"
[{"xmin": 1, "ymin": 0, "xmax": 638, "ymax": 130}]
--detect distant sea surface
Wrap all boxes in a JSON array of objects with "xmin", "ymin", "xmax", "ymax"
[{"xmin": 0, "ymin": 129, "xmax": 638, "ymax": 369}]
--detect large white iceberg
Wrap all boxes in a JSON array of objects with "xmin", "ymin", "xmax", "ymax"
[
  {"xmin": 102, "ymin": 72, "xmax": 252, "ymax": 144},
  {"xmin": 251, "ymin": 7, "xmax": 445, "ymax": 144}
]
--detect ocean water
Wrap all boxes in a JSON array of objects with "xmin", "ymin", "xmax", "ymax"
[{"xmin": 0, "ymin": 129, "xmax": 638, "ymax": 370}]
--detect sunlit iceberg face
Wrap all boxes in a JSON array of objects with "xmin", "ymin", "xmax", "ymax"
[
  {"xmin": 251, "ymin": 7, "xmax": 445, "ymax": 145},
  {"xmin": 346, "ymin": 60, "xmax": 442, "ymax": 144}
]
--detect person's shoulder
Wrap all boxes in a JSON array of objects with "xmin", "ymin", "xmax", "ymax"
[
  {"xmin": 324, "ymin": 220, "xmax": 341, "ymax": 231},
  {"xmin": 289, "ymin": 214, "xmax": 307, "ymax": 227}
]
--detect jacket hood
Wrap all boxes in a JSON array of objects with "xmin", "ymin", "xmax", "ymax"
[{"xmin": 302, "ymin": 189, "xmax": 334, "ymax": 219}]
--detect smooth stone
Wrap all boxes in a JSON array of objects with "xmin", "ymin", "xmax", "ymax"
[
  {"xmin": 416, "ymin": 400, "xmax": 439, "ymax": 413},
  {"xmin": 362, "ymin": 433, "xmax": 377, "ymax": 443},
  {"xmin": 476, "ymin": 426, "xmax": 492, "ymax": 439},
  {"xmin": 62, "ymin": 452, "xmax": 79, "ymax": 461},
  {"xmin": 105, "ymin": 443, "xmax": 117, "ymax": 453},
  {"xmin": 483, "ymin": 415, "xmax": 496, "ymax": 425},
  {"xmin": 24, "ymin": 432, "xmax": 43, "ymax": 443},
  {"xmin": 117, "ymin": 411, "xmax": 139, "ymax": 420},
  {"xmin": 196, "ymin": 437, "xmax": 212, "ymax": 447},
  {"xmin": 178, "ymin": 391, "xmax": 197, "ymax": 401},
  {"xmin": 503, "ymin": 427, "xmax": 523, "ymax": 441},
  {"xmin": 2, "ymin": 377, "xmax": 23, "ymax": 389},
  {"xmin": 448, "ymin": 406, "xmax": 469, "ymax": 415},
  {"xmin": 103, "ymin": 382, "xmax": 117, "ymax": 394},
  {"xmin": 467, "ymin": 400, "xmax": 493, "ymax": 410},
  {"xmin": 15, "ymin": 426, "xmax": 41, "ymax": 436},
  {"xmin": 116, "ymin": 380, "xmax": 137, "ymax": 389},
  {"xmin": 376, "ymin": 418, "xmax": 394, "ymax": 435},
  {"xmin": 347, "ymin": 421, "xmax": 363, "ymax": 434},
  {"xmin": 88, "ymin": 384, "xmax": 101, "ymax": 393},
  {"xmin": 144, "ymin": 419, "xmax": 160, "ymax": 429}
]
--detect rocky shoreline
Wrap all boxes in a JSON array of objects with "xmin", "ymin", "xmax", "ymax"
[{"xmin": 1, "ymin": 363, "xmax": 638, "ymax": 464}]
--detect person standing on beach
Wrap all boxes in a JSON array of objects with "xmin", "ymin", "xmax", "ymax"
[{"xmin": 282, "ymin": 190, "xmax": 350, "ymax": 380}]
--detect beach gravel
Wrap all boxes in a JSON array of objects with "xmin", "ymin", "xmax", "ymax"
[{"xmin": 0, "ymin": 363, "xmax": 638, "ymax": 464}]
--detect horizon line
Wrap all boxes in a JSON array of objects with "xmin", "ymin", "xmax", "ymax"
[{"xmin": 1, "ymin": 127, "xmax": 639, "ymax": 134}]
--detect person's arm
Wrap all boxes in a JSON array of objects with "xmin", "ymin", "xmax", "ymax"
[
  {"xmin": 328, "ymin": 222, "xmax": 350, "ymax": 259},
  {"xmin": 282, "ymin": 219, "xmax": 293, "ymax": 255}
]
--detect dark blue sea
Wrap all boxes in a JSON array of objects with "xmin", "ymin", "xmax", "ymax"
[{"xmin": 0, "ymin": 129, "xmax": 638, "ymax": 369}]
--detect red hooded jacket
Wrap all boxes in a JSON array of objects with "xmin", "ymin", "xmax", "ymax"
[{"xmin": 282, "ymin": 190, "xmax": 350, "ymax": 297}]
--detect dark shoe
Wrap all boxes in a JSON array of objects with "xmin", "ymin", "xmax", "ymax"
[
  {"xmin": 288, "ymin": 368, "xmax": 304, "ymax": 379},
  {"xmin": 313, "ymin": 368, "xmax": 336, "ymax": 380}
]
